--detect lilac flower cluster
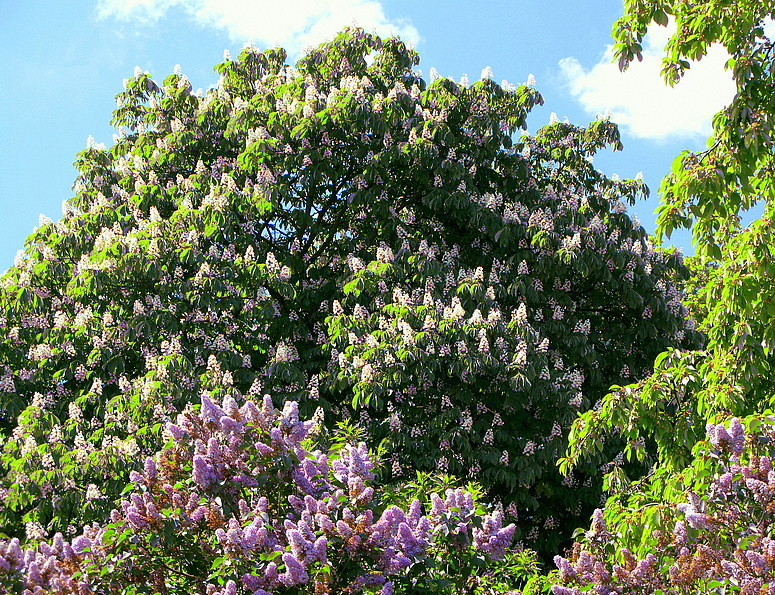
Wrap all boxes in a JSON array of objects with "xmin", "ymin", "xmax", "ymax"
[
  {"xmin": 0, "ymin": 391, "xmax": 516, "ymax": 593},
  {"xmin": 551, "ymin": 417, "xmax": 775, "ymax": 594}
]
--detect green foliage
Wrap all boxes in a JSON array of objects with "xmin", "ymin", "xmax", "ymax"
[
  {"xmin": 613, "ymin": 0, "xmax": 775, "ymax": 252},
  {"xmin": 563, "ymin": 1, "xmax": 775, "ymax": 565}
]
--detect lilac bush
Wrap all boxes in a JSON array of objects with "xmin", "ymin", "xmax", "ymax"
[
  {"xmin": 548, "ymin": 415, "xmax": 775, "ymax": 594},
  {"xmin": 0, "ymin": 391, "xmax": 523, "ymax": 594}
]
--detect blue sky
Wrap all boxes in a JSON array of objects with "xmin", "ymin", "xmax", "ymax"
[{"xmin": 0, "ymin": 0, "xmax": 739, "ymax": 272}]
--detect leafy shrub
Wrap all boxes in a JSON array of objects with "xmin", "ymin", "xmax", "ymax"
[
  {"xmin": 0, "ymin": 391, "xmax": 537, "ymax": 594},
  {"xmin": 551, "ymin": 415, "xmax": 775, "ymax": 593}
]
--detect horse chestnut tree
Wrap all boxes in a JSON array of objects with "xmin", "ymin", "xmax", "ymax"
[{"xmin": 0, "ymin": 28, "xmax": 698, "ymax": 557}]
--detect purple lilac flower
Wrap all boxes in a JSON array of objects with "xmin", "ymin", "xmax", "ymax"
[
  {"xmin": 192, "ymin": 454, "xmax": 217, "ymax": 488},
  {"xmin": 200, "ymin": 393, "xmax": 226, "ymax": 425},
  {"xmin": 708, "ymin": 422, "xmax": 731, "ymax": 450},
  {"xmin": 397, "ymin": 522, "xmax": 426, "ymax": 557},
  {"xmin": 278, "ymin": 552, "xmax": 308, "ymax": 586},
  {"xmin": 337, "ymin": 520, "xmax": 353, "ymax": 538},
  {"xmin": 477, "ymin": 524, "xmax": 516, "ymax": 560},
  {"xmin": 429, "ymin": 492, "xmax": 446, "ymax": 517},
  {"xmin": 714, "ymin": 472, "xmax": 734, "ymax": 496},
  {"xmin": 729, "ymin": 417, "xmax": 745, "ymax": 456},
  {"xmin": 310, "ymin": 536, "xmax": 328, "ymax": 564},
  {"xmin": 206, "ymin": 437, "xmax": 223, "ymax": 466},
  {"xmin": 126, "ymin": 511, "xmax": 149, "ymax": 529},
  {"xmin": 586, "ymin": 508, "xmax": 606, "ymax": 539},
  {"xmin": 264, "ymin": 560, "xmax": 279, "ymax": 584},
  {"xmin": 555, "ymin": 555, "xmax": 576, "ymax": 581},
  {"xmin": 745, "ymin": 477, "xmax": 771, "ymax": 503},
  {"xmin": 630, "ymin": 553, "xmax": 656, "ymax": 580},
  {"xmin": 164, "ymin": 421, "xmax": 187, "ymax": 441},
  {"xmin": 26, "ymin": 561, "xmax": 42, "ymax": 585},
  {"xmin": 220, "ymin": 416, "xmax": 243, "ymax": 434},
  {"xmin": 745, "ymin": 550, "xmax": 770, "ymax": 575},
  {"xmin": 287, "ymin": 528, "xmax": 311, "ymax": 561},
  {"xmin": 144, "ymin": 457, "xmax": 158, "ymax": 479},
  {"xmin": 685, "ymin": 512, "xmax": 716, "ymax": 531},
  {"xmin": 673, "ymin": 520, "xmax": 688, "ymax": 545},
  {"xmin": 407, "ymin": 499, "xmax": 422, "ymax": 526}
]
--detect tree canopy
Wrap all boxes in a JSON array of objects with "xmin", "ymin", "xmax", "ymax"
[{"xmin": 0, "ymin": 26, "xmax": 700, "ymax": 589}]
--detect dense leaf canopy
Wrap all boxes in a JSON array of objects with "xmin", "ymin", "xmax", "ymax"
[{"xmin": 0, "ymin": 28, "xmax": 697, "ymax": 561}]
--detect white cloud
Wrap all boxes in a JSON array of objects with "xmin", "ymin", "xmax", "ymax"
[
  {"xmin": 96, "ymin": 0, "xmax": 419, "ymax": 55},
  {"xmin": 559, "ymin": 24, "xmax": 735, "ymax": 140}
]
